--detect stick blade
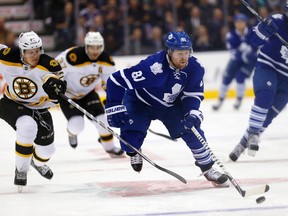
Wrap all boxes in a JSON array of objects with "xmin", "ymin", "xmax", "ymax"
[
  {"xmin": 243, "ymin": 184, "xmax": 270, "ymax": 197},
  {"xmin": 155, "ymin": 164, "xmax": 187, "ymax": 184}
]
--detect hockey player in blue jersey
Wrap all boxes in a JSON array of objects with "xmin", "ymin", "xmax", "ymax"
[
  {"xmin": 213, "ymin": 13, "xmax": 257, "ymax": 111},
  {"xmin": 229, "ymin": 4, "xmax": 288, "ymax": 161},
  {"xmin": 104, "ymin": 31, "xmax": 229, "ymax": 187}
]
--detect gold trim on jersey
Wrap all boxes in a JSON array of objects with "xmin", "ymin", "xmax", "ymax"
[
  {"xmin": 0, "ymin": 59, "xmax": 22, "ymax": 67},
  {"xmin": 96, "ymin": 61, "xmax": 114, "ymax": 66}
]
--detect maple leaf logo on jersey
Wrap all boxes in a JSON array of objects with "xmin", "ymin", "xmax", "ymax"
[
  {"xmin": 150, "ymin": 62, "xmax": 163, "ymax": 75},
  {"xmin": 280, "ymin": 45, "xmax": 288, "ymax": 64}
]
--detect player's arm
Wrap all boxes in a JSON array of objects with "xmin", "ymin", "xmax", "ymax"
[
  {"xmin": 251, "ymin": 15, "xmax": 279, "ymax": 46},
  {"xmin": 181, "ymin": 64, "xmax": 205, "ymax": 131}
]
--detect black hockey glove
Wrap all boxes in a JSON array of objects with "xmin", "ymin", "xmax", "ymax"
[{"xmin": 43, "ymin": 77, "xmax": 67, "ymax": 100}]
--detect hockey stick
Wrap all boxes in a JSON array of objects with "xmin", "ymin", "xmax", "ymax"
[
  {"xmin": 148, "ymin": 128, "xmax": 177, "ymax": 141},
  {"xmin": 58, "ymin": 92, "xmax": 187, "ymax": 184},
  {"xmin": 191, "ymin": 127, "xmax": 269, "ymax": 197},
  {"xmin": 240, "ymin": 0, "xmax": 288, "ymax": 47}
]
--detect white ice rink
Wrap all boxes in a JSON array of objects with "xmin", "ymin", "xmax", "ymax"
[{"xmin": 0, "ymin": 98, "xmax": 288, "ymax": 216}]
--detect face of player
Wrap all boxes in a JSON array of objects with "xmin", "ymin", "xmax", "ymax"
[
  {"xmin": 234, "ymin": 20, "xmax": 247, "ymax": 32},
  {"xmin": 86, "ymin": 45, "xmax": 103, "ymax": 60},
  {"xmin": 22, "ymin": 48, "xmax": 41, "ymax": 67},
  {"xmin": 170, "ymin": 50, "xmax": 190, "ymax": 69}
]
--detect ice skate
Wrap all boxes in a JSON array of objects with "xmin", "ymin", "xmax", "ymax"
[
  {"xmin": 203, "ymin": 167, "xmax": 229, "ymax": 187},
  {"xmin": 229, "ymin": 143, "xmax": 246, "ymax": 162},
  {"xmin": 14, "ymin": 168, "xmax": 27, "ymax": 193},
  {"xmin": 68, "ymin": 134, "xmax": 78, "ymax": 148},
  {"xmin": 247, "ymin": 133, "xmax": 260, "ymax": 156},
  {"xmin": 127, "ymin": 151, "xmax": 143, "ymax": 172},
  {"xmin": 212, "ymin": 99, "xmax": 224, "ymax": 111},
  {"xmin": 97, "ymin": 138, "xmax": 125, "ymax": 158},
  {"xmin": 233, "ymin": 98, "xmax": 242, "ymax": 110},
  {"xmin": 31, "ymin": 160, "xmax": 53, "ymax": 180},
  {"xmin": 106, "ymin": 147, "xmax": 125, "ymax": 158}
]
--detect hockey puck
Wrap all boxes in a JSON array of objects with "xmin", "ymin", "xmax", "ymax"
[{"xmin": 256, "ymin": 196, "xmax": 266, "ymax": 204}]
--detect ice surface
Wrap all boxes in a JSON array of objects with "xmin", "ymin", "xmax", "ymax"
[{"xmin": 0, "ymin": 98, "xmax": 287, "ymax": 216}]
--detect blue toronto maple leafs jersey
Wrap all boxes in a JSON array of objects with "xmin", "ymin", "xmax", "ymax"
[
  {"xmin": 226, "ymin": 26, "xmax": 257, "ymax": 64},
  {"xmin": 252, "ymin": 14, "xmax": 288, "ymax": 76},
  {"xmin": 106, "ymin": 50, "xmax": 205, "ymax": 114}
]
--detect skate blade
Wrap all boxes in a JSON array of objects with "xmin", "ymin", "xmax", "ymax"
[
  {"xmin": 108, "ymin": 153, "xmax": 126, "ymax": 158},
  {"xmin": 247, "ymin": 149, "xmax": 257, "ymax": 156},
  {"xmin": 18, "ymin": 186, "xmax": 24, "ymax": 193}
]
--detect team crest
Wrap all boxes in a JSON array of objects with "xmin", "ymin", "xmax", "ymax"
[
  {"xmin": 50, "ymin": 59, "xmax": 59, "ymax": 67},
  {"xmin": 69, "ymin": 53, "xmax": 77, "ymax": 62},
  {"xmin": 150, "ymin": 62, "xmax": 163, "ymax": 75},
  {"xmin": 80, "ymin": 74, "xmax": 99, "ymax": 87},
  {"xmin": 3, "ymin": 48, "xmax": 11, "ymax": 55},
  {"xmin": 280, "ymin": 45, "xmax": 288, "ymax": 64},
  {"xmin": 13, "ymin": 77, "xmax": 38, "ymax": 99}
]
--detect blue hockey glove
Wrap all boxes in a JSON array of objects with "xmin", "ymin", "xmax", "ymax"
[
  {"xmin": 183, "ymin": 110, "xmax": 204, "ymax": 131},
  {"xmin": 105, "ymin": 104, "xmax": 131, "ymax": 128},
  {"xmin": 257, "ymin": 18, "xmax": 278, "ymax": 39}
]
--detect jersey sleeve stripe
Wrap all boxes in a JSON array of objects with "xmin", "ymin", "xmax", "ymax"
[
  {"xmin": 110, "ymin": 74, "xmax": 124, "ymax": 87},
  {"xmin": 120, "ymin": 69, "xmax": 133, "ymax": 89}
]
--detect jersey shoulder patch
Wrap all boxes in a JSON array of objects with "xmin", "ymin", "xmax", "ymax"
[
  {"xmin": 66, "ymin": 46, "xmax": 88, "ymax": 66},
  {"xmin": 97, "ymin": 51, "xmax": 115, "ymax": 66},
  {"xmin": 0, "ymin": 47, "xmax": 22, "ymax": 64},
  {"xmin": 38, "ymin": 54, "xmax": 62, "ymax": 72}
]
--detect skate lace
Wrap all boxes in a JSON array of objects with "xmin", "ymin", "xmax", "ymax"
[
  {"xmin": 233, "ymin": 144, "xmax": 245, "ymax": 156},
  {"xmin": 130, "ymin": 154, "xmax": 142, "ymax": 165},
  {"xmin": 36, "ymin": 165, "xmax": 50, "ymax": 175},
  {"xmin": 16, "ymin": 170, "xmax": 27, "ymax": 180},
  {"xmin": 204, "ymin": 168, "xmax": 222, "ymax": 180},
  {"xmin": 248, "ymin": 134, "xmax": 259, "ymax": 145}
]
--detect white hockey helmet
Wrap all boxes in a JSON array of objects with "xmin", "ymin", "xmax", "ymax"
[
  {"xmin": 18, "ymin": 31, "xmax": 43, "ymax": 53},
  {"xmin": 84, "ymin": 31, "xmax": 104, "ymax": 53}
]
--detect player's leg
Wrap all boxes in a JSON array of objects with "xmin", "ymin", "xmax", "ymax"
[
  {"xmin": 83, "ymin": 91, "xmax": 124, "ymax": 157},
  {"xmin": 162, "ymin": 104, "xmax": 228, "ymax": 187},
  {"xmin": 58, "ymin": 96, "xmax": 85, "ymax": 148},
  {"xmin": 31, "ymin": 109, "xmax": 55, "ymax": 180},
  {"xmin": 120, "ymin": 96, "xmax": 151, "ymax": 172},
  {"xmin": 229, "ymin": 66, "xmax": 277, "ymax": 161},
  {"xmin": 213, "ymin": 60, "xmax": 240, "ymax": 110},
  {"xmin": 234, "ymin": 63, "xmax": 254, "ymax": 110},
  {"xmin": 0, "ymin": 97, "xmax": 36, "ymax": 189}
]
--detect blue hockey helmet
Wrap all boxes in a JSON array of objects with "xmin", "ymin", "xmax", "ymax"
[
  {"xmin": 234, "ymin": 13, "xmax": 248, "ymax": 22},
  {"xmin": 165, "ymin": 31, "xmax": 193, "ymax": 54}
]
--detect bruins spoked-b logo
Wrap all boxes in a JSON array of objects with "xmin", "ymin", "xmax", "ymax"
[
  {"xmin": 13, "ymin": 77, "xmax": 38, "ymax": 99},
  {"xmin": 80, "ymin": 74, "xmax": 99, "ymax": 87}
]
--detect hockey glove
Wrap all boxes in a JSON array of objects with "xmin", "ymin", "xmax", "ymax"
[
  {"xmin": 105, "ymin": 104, "xmax": 131, "ymax": 128},
  {"xmin": 183, "ymin": 110, "xmax": 204, "ymax": 131},
  {"xmin": 257, "ymin": 18, "xmax": 278, "ymax": 39},
  {"xmin": 43, "ymin": 77, "xmax": 67, "ymax": 100}
]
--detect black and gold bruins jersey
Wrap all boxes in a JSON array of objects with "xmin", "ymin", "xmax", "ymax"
[
  {"xmin": 0, "ymin": 47, "xmax": 63, "ymax": 109},
  {"xmin": 56, "ymin": 46, "xmax": 116, "ymax": 99}
]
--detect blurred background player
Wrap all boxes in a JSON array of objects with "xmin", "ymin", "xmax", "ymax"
[
  {"xmin": 229, "ymin": 4, "xmax": 288, "ymax": 161},
  {"xmin": 0, "ymin": 31, "xmax": 66, "ymax": 191},
  {"xmin": 105, "ymin": 31, "xmax": 229, "ymax": 187},
  {"xmin": 212, "ymin": 13, "xmax": 258, "ymax": 111},
  {"xmin": 56, "ymin": 31, "xmax": 124, "ymax": 158}
]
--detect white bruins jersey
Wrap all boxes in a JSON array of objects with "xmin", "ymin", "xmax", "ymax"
[
  {"xmin": 0, "ymin": 47, "xmax": 63, "ymax": 109},
  {"xmin": 55, "ymin": 46, "xmax": 116, "ymax": 99}
]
